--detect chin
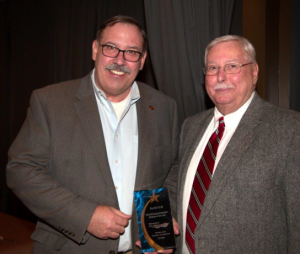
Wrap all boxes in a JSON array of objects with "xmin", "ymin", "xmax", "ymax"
[{"xmin": 215, "ymin": 98, "xmax": 235, "ymax": 106}]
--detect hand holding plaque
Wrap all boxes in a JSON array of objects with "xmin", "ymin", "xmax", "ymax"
[{"xmin": 134, "ymin": 187, "xmax": 176, "ymax": 253}]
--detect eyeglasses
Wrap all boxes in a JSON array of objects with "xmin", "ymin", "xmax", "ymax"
[
  {"xmin": 203, "ymin": 62, "xmax": 254, "ymax": 75},
  {"xmin": 99, "ymin": 43, "xmax": 143, "ymax": 62}
]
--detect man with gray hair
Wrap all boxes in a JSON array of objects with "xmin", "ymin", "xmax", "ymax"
[{"xmin": 171, "ymin": 35, "xmax": 300, "ymax": 253}]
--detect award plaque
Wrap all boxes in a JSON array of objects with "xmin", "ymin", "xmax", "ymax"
[{"xmin": 134, "ymin": 187, "xmax": 176, "ymax": 253}]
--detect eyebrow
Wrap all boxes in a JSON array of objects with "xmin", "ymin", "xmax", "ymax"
[{"xmin": 102, "ymin": 41, "xmax": 141, "ymax": 51}]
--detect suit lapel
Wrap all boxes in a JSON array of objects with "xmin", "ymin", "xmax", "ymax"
[
  {"xmin": 177, "ymin": 110, "xmax": 213, "ymax": 234},
  {"xmin": 178, "ymin": 111, "xmax": 213, "ymax": 196},
  {"xmin": 198, "ymin": 93, "xmax": 263, "ymax": 226},
  {"xmin": 134, "ymin": 83, "xmax": 156, "ymax": 190},
  {"xmin": 73, "ymin": 74, "xmax": 118, "ymax": 204}
]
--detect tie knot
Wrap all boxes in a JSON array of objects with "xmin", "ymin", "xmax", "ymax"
[{"xmin": 218, "ymin": 117, "xmax": 225, "ymax": 128}]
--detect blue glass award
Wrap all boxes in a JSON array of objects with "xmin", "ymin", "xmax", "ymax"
[{"xmin": 134, "ymin": 187, "xmax": 176, "ymax": 253}]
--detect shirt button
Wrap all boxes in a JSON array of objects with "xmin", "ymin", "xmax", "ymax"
[
  {"xmin": 115, "ymin": 186, "xmax": 118, "ymax": 190},
  {"xmin": 115, "ymin": 160, "xmax": 118, "ymax": 163},
  {"xmin": 115, "ymin": 135, "xmax": 118, "ymax": 139}
]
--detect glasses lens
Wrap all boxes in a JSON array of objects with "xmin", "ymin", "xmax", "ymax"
[
  {"xmin": 102, "ymin": 45, "xmax": 141, "ymax": 62},
  {"xmin": 102, "ymin": 45, "xmax": 118, "ymax": 57},
  {"xmin": 124, "ymin": 51, "xmax": 141, "ymax": 62},
  {"xmin": 205, "ymin": 65, "xmax": 218, "ymax": 75},
  {"xmin": 224, "ymin": 63, "xmax": 241, "ymax": 74}
]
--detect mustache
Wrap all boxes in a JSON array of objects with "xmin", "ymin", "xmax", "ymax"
[
  {"xmin": 105, "ymin": 63, "xmax": 131, "ymax": 74},
  {"xmin": 214, "ymin": 83, "xmax": 235, "ymax": 90}
]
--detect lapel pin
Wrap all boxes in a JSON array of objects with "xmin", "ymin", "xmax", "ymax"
[{"xmin": 149, "ymin": 106, "xmax": 154, "ymax": 110}]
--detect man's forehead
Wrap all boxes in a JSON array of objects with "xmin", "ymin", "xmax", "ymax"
[
  {"xmin": 101, "ymin": 23, "xmax": 143, "ymax": 47},
  {"xmin": 207, "ymin": 58, "xmax": 241, "ymax": 65},
  {"xmin": 102, "ymin": 23, "xmax": 140, "ymax": 37},
  {"xmin": 208, "ymin": 41, "xmax": 246, "ymax": 61}
]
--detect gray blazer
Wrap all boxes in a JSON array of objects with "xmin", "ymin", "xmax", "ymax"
[
  {"xmin": 175, "ymin": 93, "xmax": 300, "ymax": 254},
  {"xmin": 6, "ymin": 73, "xmax": 180, "ymax": 254}
]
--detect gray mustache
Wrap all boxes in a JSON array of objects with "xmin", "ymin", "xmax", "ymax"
[
  {"xmin": 214, "ymin": 83, "xmax": 235, "ymax": 90},
  {"xmin": 105, "ymin": 63, "xmax": 131, "ymax": 74}
]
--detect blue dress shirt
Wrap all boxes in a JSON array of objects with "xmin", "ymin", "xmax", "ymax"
[{"xmin": 92, "ymin": 70, "xmax": 140, "ymax": 251}]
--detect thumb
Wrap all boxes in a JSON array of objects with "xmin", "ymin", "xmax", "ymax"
[
  {"xmin": 135, "ymin": 240, "xmax": 142, "ymax": 248},
  {"xmin": 112, "ymin": 207, "xmax": 132, "ymax": 219}
]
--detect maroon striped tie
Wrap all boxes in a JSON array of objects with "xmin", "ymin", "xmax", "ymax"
[{"xmin": 185, "ymin": 117, "xmax": 225, "ymax": 254}]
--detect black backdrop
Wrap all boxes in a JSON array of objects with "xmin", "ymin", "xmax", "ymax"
[
  {"xmin": 1, "ymin": 0, "xmax": 299, "ymax": 224},
  {"xmin": 0, "ymin": 0, "xmax": 155, "ymax": 221},
  {"xmin": 0, "ymin": 0, "xmax": 245, "ymax": 222}
]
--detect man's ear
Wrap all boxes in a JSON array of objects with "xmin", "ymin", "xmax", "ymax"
[
  {"xmin": 139, "ymin": 51, "xmax": 147, "ymax": 71},
  {"xmin": 92, "ymin": 40, "xmax": 99, "ymax": 61},
  {"xmin": 252, "ymin": 63, "xmax": 259, "ymax": 85}
]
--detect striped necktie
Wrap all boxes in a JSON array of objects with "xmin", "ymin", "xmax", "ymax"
[{"xmin": 185, "ymin": 117, "xmax": 225, "ymax": 254}]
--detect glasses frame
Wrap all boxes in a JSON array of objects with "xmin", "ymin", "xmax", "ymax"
[
  {"xmin": 99, "ymin": 43, "xmax": 143, "ymax": 62},
  {"xmin": 203, "ymin": 62, "xmax": 254, "ymax": 76}
]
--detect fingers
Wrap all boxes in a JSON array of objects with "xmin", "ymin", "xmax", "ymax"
[
  {"xmin": 135, "ymin": 240, "xmax": 141, "ymax": 248},
  {"xmin": 172, "ymin": 218, "xmax": 180, "ymax": 235},
  {"xmin": 104, "ymin": 207, "xmax": 129, "ymax": 234},
  {"xmin": 157, "ymin": 249, "xmax": 174, "ymax": 253},
  {"xmin": 111, "ymin": 207, "xmax": 131, "ymax": 227},
  {"xmin": 87, "ymin": 205, "xmax": 131, "ymax": 239}
]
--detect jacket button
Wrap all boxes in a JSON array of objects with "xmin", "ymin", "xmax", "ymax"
[{"xmin": 109, "ymin": 251, "xmax": 115, "ymax": 254}]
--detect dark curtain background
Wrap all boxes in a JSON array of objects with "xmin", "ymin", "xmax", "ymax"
[
  {"xmin": 144, "ymin": 0, "xmax": 235, "ymax": 120},
  {"xmin": 0, "ymin": 0, "xmax": 153, "ymax": 221},
  {"xmin": 1, "ymin": 0, "xmax": 235, "ymax": 222},
  {"xmin": 290, "ymin": 0, "xmax": 300, "ymax": 112}
]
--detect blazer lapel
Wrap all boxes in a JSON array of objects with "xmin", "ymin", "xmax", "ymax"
[
  {"xmin": 134, "ymin": 83, "xmax": 156, "ymax": 190},
  {"xmin": 178, "ymin": 111, "xmax": 213, "ymax": 196},
  {"xmin": 74, "ymin": 74, "xmax": 118, "ymax": 204},
  {"xmin": 198, "ymin": 93, "xmax": 263, "ymax": 226},
  {"xmin": 177, "ymin": 110, "xmax": 214, "ymax": 232}
]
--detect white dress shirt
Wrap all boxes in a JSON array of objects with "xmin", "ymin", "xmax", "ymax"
[{"xmin": 182, "ymin": 92, "xmax": 255, "ymax": 254}]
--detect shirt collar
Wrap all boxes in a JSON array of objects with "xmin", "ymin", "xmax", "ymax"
[{"xmin": 213, "ymin": 91, "xmax": 255, "ymax": 129}]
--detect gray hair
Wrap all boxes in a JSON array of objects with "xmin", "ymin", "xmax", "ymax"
[{"xmin": 204, "ymin": 35, "xmax": 256, "ymax": 65}]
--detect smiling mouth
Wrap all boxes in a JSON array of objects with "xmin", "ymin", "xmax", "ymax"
[
  {"xmin": 110, "ymin": 70, "xmax": 125, "ymax": 75},
  {"xmin": 105, "ymin": 63, "xmax": 131, "ymax": 75}
]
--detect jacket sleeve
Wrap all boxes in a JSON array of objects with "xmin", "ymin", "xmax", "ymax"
[
  {"xmin": 163, "ymin": 100, "xmax": 181, "ymax": 220},
  {"xmin": 6, "ymin": 90, "xmax": 98, "ymax": 244},
  {"xmin": 284, "ymin": 115, "xmax": 300, "ymax": 253}
]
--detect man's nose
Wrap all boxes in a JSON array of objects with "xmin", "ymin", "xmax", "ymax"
[
  {"xmin": 216, "ymin": 67, "xmax": 226, "ymax": 83},
  {"xmin": 114, "ymin": 51, "xmax": 126, "ymax": 65}
]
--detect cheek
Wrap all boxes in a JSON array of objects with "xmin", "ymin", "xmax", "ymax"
[
  {"xmin": 233, "ymin": 76, "xmax": 249, "ymax": 92},
  {"xmin": 128, "ymin": 63, "xmax": 141, "ymax": 75},
  {"xmin": 226, "ymin": 73, "xmax": 239, "ymax": 83},
  {"xmin": 98, "ymin": 56, "xmax": 108, "ymax": 68},
  {"xmin": 205, "ymin": 81, "xmax": 215, "ymax": 98},
  {"xmin": 205, "ymin": 76, "xmax": 216, "ymax": 89},
  {"xmin": 233, "ymin": 70, "xmax": 250, "ymax": 83}
]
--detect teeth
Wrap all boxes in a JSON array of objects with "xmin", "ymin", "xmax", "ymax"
[{"xmin": 110, "ymin": 70, "xmax": 125, "ymax": 75}]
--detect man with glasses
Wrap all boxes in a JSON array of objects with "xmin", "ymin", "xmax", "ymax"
[
  {"xmin": 171, "ymin": 35, "xmax": 300, "ymax": 253},
  {"xmin": 6, "ymin": 16, "xmax": 179, "ymax": 254}
]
